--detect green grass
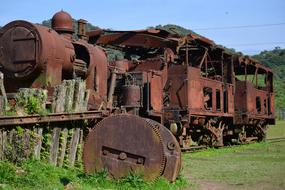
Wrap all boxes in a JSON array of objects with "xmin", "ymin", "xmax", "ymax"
[
  {"xmin": 267, "ymin": 120, "xmax": 285, "ymax": 138},
  {"xmin": 0, "ymin": 159, "xmax": 187, "ymax": 190},
  {"xmin": 1, "ymin": 121, "xmax": 284, "ymax": 190},
  {"xmin": 181, "ymin": 120, "xmax": 285, "ymax": 189},
  {"xmin": 182, "ymin": 142, "xmax": 285, "ymax": 189}
]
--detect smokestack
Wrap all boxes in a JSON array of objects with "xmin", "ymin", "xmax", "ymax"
[{"xmin": 77, "ymin": 19, "xmax": 87, "ymax": 40}]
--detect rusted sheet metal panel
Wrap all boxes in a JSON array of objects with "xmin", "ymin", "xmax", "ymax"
[
  {"xmin": 96, "ymin": 32, "xmax": 175, "ymax": 48},
  {"xmin": 168, "ymin": 65, "xmax": 188, "ymax": 109},
  {"xmin": 188, "ymin": 67, "xmax": 203, "ymax": 110},
  {"xmin": 246, "ymin": 82, "xmax": 256, "ymax": 114},
  {"xmin": 85, "ymin": 44, "xmax": 108, "ymax": 100},
  {"xmin": 198, "ymin": 78, "xmax": 223, "ymax": 112},
  {"xmin": 234, "ymin": 80, "xmax": 275, "ymax": 124},
  {"xmin": 227, "ymin": 84, "xmax": 235, "ymax": 114},
  {"xmin": 234, "ymin": 81, "xmax": 249, "ymax": 124},
  {"xmin": 130, "ymin": 57, "xmax": 169, "ymax": 88},
  {"xmin": 188, "ymin": 66, "xmax": 234, "ymax": 117},
  {"xmin": 235, "ymin": 81, "xmax": 247, "ymax": 113},
  {"xmin": 150, "ymin": 72, "xmax": 163, "ymax": 112},
  {"xmin": 188, "ymin": 33, "xmax": 215, "ymax": 46},
  {"xmin": 270, "ymin": 93, "xmax": 275, "ymax": 117},
  {"xmin": 131, "ymin": 58, "xmax": 164, "ymax": 72},
  {"xmin": 246, "ymin": 82, "xmax": 268, "ymax": 116}
]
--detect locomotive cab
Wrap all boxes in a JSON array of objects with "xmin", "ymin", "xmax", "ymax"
[{"xmin": 234, "ymin": 56, "xmax": 275, "ymax": 125}]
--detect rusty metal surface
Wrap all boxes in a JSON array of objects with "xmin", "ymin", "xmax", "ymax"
[
  {"xmin": 0, "ymin": 11, "xmax": 276, "ymax": 182},
  {"xmin": 0, "ymin": 20, "xmax": 67, "ymax": 91},
  {"xmin": 96, "ymin": 32, "xmax": 176, "ymax": 49},
  {"xmin": 0, "ymin": 12, "xmax": 108, "ymax": 108},
  {"xmin": 0, "ymin": 111, "xmax": 107, "ymax": 126},
  {"xmin": 234, "ymin": 80, "xmax": 275, "ymax": 124},
  {"xmin": 145, "ymin": 119, "xmax": 181, "ymax": 182},
  {"xmin": 121, "ymin": 85, "xmax": 141, "ymax": 108},
  {"xmin": 95, "ymin": 27, "xmax": 275, "ymax": 147},
  {"xmin": 83, "ymin": 114, "xmax": 167, "ymax": 181},
  {"xmin": 51, "ymin": 10, "xmax": 74, "ymax": 33},
  {"xmin": 91, "ymin": 29, "xmax": 175, "ymax": 46}
]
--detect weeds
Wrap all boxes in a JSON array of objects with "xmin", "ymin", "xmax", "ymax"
[
  {"xmin": 0, "ymin": 159, "xmax": 187, "ymax": 190},
  {"xmin": 15, "ymin": 88, "xmax": 47, "ymax": 115},
  {"xmin": 3, "ymin": 126, "xmax": 40, "ymax": 163}
]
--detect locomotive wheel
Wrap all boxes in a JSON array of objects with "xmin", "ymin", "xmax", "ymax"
[
  {"xmin": 83, "ymin": 114, "xmax": 181, "ymax": 181},
  {"xmin": 238, "ymin": 125, "xmax": 247, "ymax": 144},
  {"xmin": 198, "ymin": 133, "xmax": 213, "ymax": 146},
  {"xmin": 255, "ymin": 124, "xmax": 267, "ymax": 142}
]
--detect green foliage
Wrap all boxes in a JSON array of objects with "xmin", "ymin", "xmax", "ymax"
[
  {"xmin": 15, "ymin": 89, "xmax": 47, "ymax": 115},
  {"xmin": 25, "ymin": 96, "xmax": 41, "ymax": 114},
  {"xmin": 104, "ymin": 47, "xmax": 125, "ymax": 61},
  {"xmin": 4, "ymin": 110, "xmax": 17, "ymax": 116},
  {"xmin": 0, "ymin": 159, "xmax": 187, "ymax": 190},
  {"xmin": 3, "ymin": 127, "xmax": 40, "ymax": 163},
  {"xmin": 0, "ymin": 161, "xmax": 16, "ymax": 183},
  {"xmin": 253, "ymin": 47, "xmax": 285, "ymax": 110},
  {"xmin": 149, "ymin": 24, "xmax": 198, "ymax": 36},
  {"xmin": 118, "ymin": 172, "xmax": 146, "ymax": 189},
  {"xmin": 41, "ymin": 19, "xmax": 99, "ymax": 34}
]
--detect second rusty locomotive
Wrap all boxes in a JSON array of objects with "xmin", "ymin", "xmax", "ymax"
[
  {"xmin": 0, "ymin": 11, "xmax": 275, "ymax": 182},
  {"xmin": 93, "ymin": 28, "xmax": 275, "ymax": 147}
]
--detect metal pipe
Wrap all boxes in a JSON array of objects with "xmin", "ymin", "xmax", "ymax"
[
  {"xmin": 146, "ymin": 73, "xmax": 150, "ymax": 113},
  {"xmin": 199, "ymin": 48, "xmax": 208, "ymax": 68},
  {"xmin": 185, "ymin": 46, "xmax": 189, "ymax": 65},
  {"xmin": 107, "ymin": 70, "xmax": 117, "ymax": 109},
  {"xmin": 245, "ymin": 64, "xmax": 247, "ymax": 81}
]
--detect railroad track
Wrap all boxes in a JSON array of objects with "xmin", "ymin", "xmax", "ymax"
[
  {"xmin": 181, "ymin": 145, "xmax": 208, "ymax": 152},
  {"xmin": 181, "ymin": 137, "xmax": 285, "ymax": 153},
  {"xmin": 266, "ymin": 137, "xmax": 285, "ymax": 143}
]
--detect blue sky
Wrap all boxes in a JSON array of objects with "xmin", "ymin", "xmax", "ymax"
[{"xmin": 1, "ymin": 0, "xmax": 284, "ymax": 55}]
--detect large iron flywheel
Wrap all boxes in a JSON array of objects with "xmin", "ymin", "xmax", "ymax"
[{"xmin": 83, "ymin": 114, "xmax": 181, "ymax": 181}]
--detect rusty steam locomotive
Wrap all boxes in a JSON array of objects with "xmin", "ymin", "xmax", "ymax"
[{"xmin": 0, "ymin": 11, "xmax": 275, "ymax": 182}]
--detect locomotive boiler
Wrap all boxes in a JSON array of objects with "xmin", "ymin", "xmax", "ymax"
[{"xmin": 0, "ymin": 11, "xmax": 107, "ymax": 109}]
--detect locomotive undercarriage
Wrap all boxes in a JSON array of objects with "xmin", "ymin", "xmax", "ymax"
[
  {"xmin": 224, "ymin": 119, "xmax": 267, "ymax": 145},
  {"xmin": 171, "ymin": 115, "xmax": 268, "ymax": 148},
  {"xmin": 186, "ymin": 116, "xmax": 227, "ymax": 147}
]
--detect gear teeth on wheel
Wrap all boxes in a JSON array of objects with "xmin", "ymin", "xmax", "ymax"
[{"xmin": 145, "ymin": 119, "xmax": 166, "ymax": 178}]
